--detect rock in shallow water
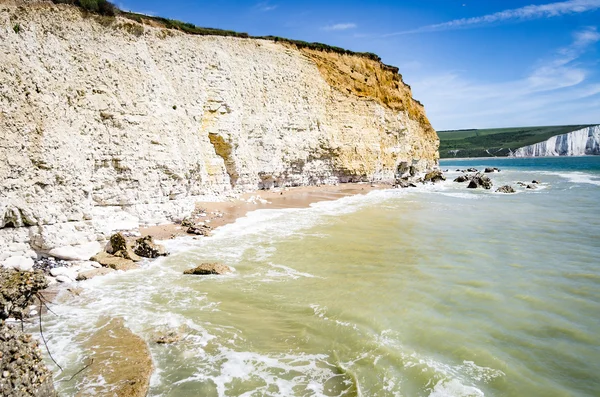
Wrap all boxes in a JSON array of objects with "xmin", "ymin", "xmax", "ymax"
[
  {"xmin": 153, "ymin": 330, "xmax": 182, "ymax": 344},
  {"xmin": 184, "ymin": 263, "xmax": 232, "ymax": 275},
  {"xmin": 466, "ymin": 173, "xmax": 493, "ymax": 190},
  {"xmin": 133, "ymin": 236, "xmax": 169, "ymax": 258},
  {"xmin": 423, "ymin": 170, "xmax": 446, "ymax": 184},
  {"xmin": 90, "ymin": 252, "xmax": 137, "ymax": 271},
  {"xmin": 496, "ymin": 185, "xmax": 516, "ymax": 193},
  {"xmin": 109, "ymin": 233, "xmax": 141, "ymax": 262},
  {"xmin": 76, "ymin": 267, "xmax": 115, "ymax": 281}
]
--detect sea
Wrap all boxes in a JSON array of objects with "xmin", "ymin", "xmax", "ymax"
[{"xmin": 37, "ymin": 156, "xmax": 600, "ymax": 396}]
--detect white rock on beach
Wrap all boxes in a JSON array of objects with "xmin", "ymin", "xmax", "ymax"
[
  {"xmin": 50, "ymin": 266, "xmax": 81, "ymax": 280},
  {"xmin": 1, "ymin": 256, "xmax": 34, "ymax": 272},
  {"xmin": 48, "ymin": 242, "xmax": 102, "ymax": 261},
  {"xmin": 55, "ymin": 275, "xmax": 75, "ymax": 284}
]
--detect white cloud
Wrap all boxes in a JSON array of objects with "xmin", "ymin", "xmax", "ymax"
[
  {"xmin": 255, "ymin": 2, "xmax": 277, "ymax": 12},
  {"xmin": 408, "ymin": 27, "xmax": 600, "ymax": 129},
  {"xmin": 323, "ymin": 23, "xmax": 357, "ymax": 31},
  {"xmin": 385, "ymin": 0, "xmax": 600, "ymax": 36}
]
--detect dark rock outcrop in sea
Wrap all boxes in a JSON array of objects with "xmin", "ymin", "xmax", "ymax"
[
  {"xmin": 466, "ymin": 173, "xmax": 493, "ymax": 189},
  {"xmin": 496, "ymin": 185, "xmax": 516, "ymax": 193},
  {"xmin": 153, "ymin": 330, "xmax": 182, "ymax": 345},
  {"xmin": 484, "ymin": 167, "xmax": 500, "ymax": 173},
  {"xmin": 423, "ymin": 170, "xmax": 446, "ymax": 184},
  {"xmin": 133, "ymin": 236, "xmax": 169, "ymax": 259},
  {"xmin": 109, "ymin": 233, "xmax": 142, "ymax": 262},
  {"xmin": 394, "ymin": 178, "xmax": 417, "ymax": 188},
  {"xmin": 93, "ymin": 233, "xmax": 170, "ymax": 271}
]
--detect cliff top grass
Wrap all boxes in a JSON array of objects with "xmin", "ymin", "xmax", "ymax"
[
  {"xmin": 50, "ymin": 0, "xmax": 389, "ymax": 67},
  {"xmin": 438, "ymin": 124, "xmax": 598, "ymax": 158}
]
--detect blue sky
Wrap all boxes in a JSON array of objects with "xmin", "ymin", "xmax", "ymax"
[{"xmin": 117, "ymin": 0, "xmax": 600, "ymax": 130}]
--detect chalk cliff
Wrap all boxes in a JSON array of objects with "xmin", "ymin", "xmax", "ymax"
[
  {"xmin": 511, "ymin": 125, "xmax": 600, "ymax": 157},
  {"xmin": 0, "ymin": 2, "xmax": 439, "ymax": 261}
]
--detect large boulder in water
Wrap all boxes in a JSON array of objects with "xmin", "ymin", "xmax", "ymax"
[
  {"xmin": 496, "ymin": 185, "xmax": 516, "ymax": 193},
  {"xmin": 466, "ymin": 173, "xmax": 493, "ymax": 190},
  {"xmin": 184, "ymin": 263, "xmax": 231, "ymax": 275},
  {"xmin": 109, "ymin": 233, "xmax": 141, "ymax": 262},
  {"xmin": 423, "ymin": 170, "xmax": 446, "ymax": 184},
  {"xmin": 133, "ymin": 236, "xmax": 169, "ymax": 258},
  {"xmin": 453, "ymin": 175, "xmax": 469, "ymax": 183}
]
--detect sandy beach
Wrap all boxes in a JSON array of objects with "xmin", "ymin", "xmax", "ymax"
[{"xmin": 141, "ymin": 182, "xmax": 390, "ymax": 239}]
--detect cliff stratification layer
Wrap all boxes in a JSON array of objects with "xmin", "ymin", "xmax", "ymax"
[{"xmin": 0, "ymin": 2, "xmax": 439, "ymax": 260}]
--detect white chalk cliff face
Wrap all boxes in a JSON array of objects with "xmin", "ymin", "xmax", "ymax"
[
  {"xmin": 511, "ymin": 125, "xmax": 600, "ymax": 157},
  {"xmin": 0, "ymin": 2, "xmax": 439, "ymax": 262}
]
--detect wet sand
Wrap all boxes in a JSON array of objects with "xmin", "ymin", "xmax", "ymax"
[{"xmin": 141, "ymin": 183, "xmax": 390, "ymax": 240}]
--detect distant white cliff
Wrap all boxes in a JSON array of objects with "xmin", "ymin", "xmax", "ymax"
[{"xmin": 511, "ymin": 125, "xmax": 600, "ymax": 157}]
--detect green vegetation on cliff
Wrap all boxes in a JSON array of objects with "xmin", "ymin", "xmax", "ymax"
[
  {"xmin": 50, "ymin": 0, "xmax": 384, "ymax": 63},
  {"xmin": 53, "ymin": 0, "xmax": 116, "ymax": 16},
  {"xmin": 438, "ymin": 125, "xmax": 596, "ymax": 158}
]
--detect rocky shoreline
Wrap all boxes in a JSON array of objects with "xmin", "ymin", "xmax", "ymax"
[
  {"xmin": 1, "ymin": 169, "xmax": 552, "ymax": 395},
  {"xmin": 0, "ymin": 269, "xmax": 55, "ymax": 397},
  {"xmin": 0, "ymin": 182, "xmax": 392, "ymax": 396}
]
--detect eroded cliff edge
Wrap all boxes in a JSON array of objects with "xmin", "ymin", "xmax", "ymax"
[{"xmin": 0, "ymin": 2, "xmax": 439, "ymax": 261}]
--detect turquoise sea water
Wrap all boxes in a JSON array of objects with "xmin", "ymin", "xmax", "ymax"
[{"xmin": 39, "ymin": 156, "xmax": 600, "ymax": 396}]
